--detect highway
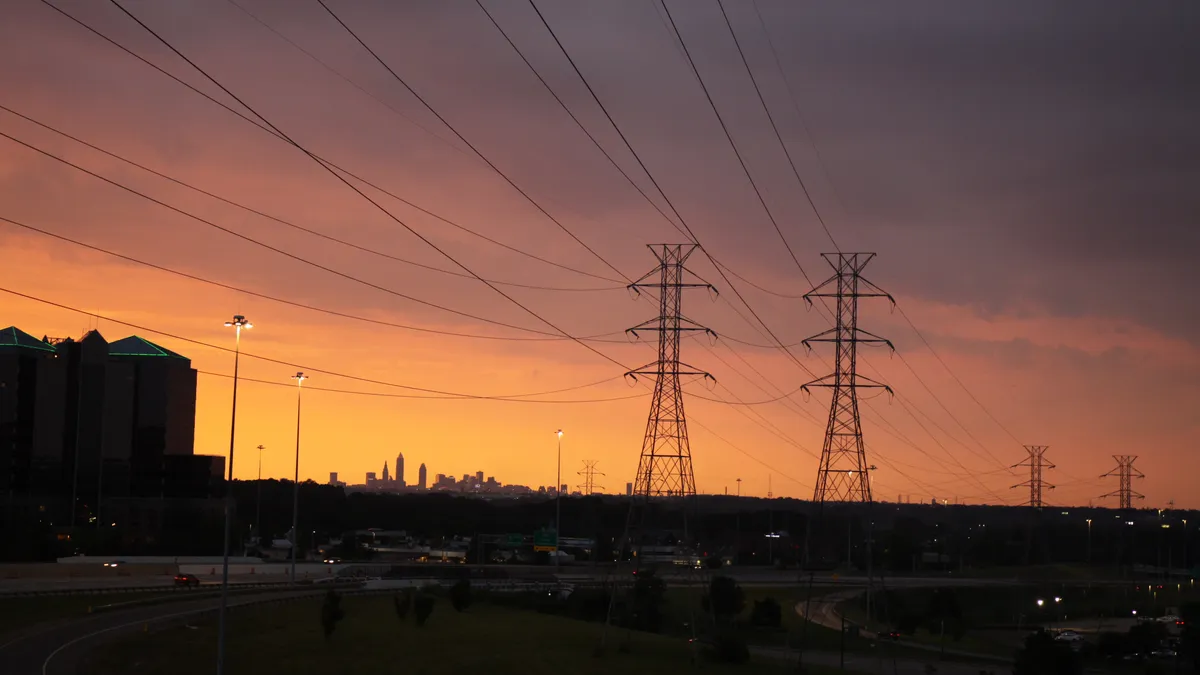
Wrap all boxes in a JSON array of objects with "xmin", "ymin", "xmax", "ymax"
[{"xmin": 0, "ymin": 588, "xmax": 322, "ymax": 675}]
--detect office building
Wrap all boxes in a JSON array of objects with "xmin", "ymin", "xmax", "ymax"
[
  {"xmin": 418, "ymin": 463, "xmax": 427, "ymax": 489},
  {"xmin": 475, "ymin": 470, "xmax": 484, "ymax": 484},
  {"xmin": 382, "ymin": 461, "xmax": 390, "ymax": 483},
  {"xmin": 0, "ymin": 326, "xmax": 222, "ymax": 541},
  {"xmin": 626, "ymin": 483, "xmax": 633, "ymax": 496},
  {"xmin": 395, "ymin": 452, "xmax": 405, "ymax": 486}
]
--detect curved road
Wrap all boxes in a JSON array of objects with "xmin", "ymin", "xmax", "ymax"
[{"xmin": 0, "ymin": 589, "xmax": 322, "ymax": 675}]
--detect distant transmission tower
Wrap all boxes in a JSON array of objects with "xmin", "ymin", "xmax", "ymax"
[
  {"xmin": 626, "ymin": 244, "xmax": 715, "ymax": 498},
  {"xmin": 1012, "ymin": 445, "xmax": 1055, "ymax": 507},
  {"xmin": 1101, "ymin": 455, "xmax": 1144, "ymax": 509},
  {"xmin": 801, "ymin": 253, "xmax": 894, "ymax": 503},
  {"xmin": 577, "ymin": 460, "xmax": 605, "ymax": 495}
]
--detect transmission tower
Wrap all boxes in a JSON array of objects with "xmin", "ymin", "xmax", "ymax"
[
  {"xmin": 1101, "ymin": 455, "xmax": 1144, "ymax": 509},
  {"xmin": 577, "ymin": 460, "xmax": 605, "ymax": 495},
  {"xmin": 801, "ymin": 253, "xmax": 894, "ymax": 503},
  {"xmin": 1012, "ymin": 445, "xmax": 1055, "ymax": 507},
  {"xmin": 626, "ymin": 244, "xmax": 715, "ymax": 499}
]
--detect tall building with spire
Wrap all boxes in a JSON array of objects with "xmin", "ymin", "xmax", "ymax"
[
  {"xmin": 418, "ymin": 463, "xmax": 427, "ymax": 490},
  {"xmin": 382, "ymin": 461, "xmax": 389, "ymax": 483},
  {"xmin": 395, "ymin": 452, "xmax": 405, "ymax": 485}
]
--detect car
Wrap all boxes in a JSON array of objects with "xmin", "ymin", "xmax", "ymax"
[
  {"xmin": 174, "ymin": 573, "xmax": 200, "ymax": 588},
  {"xmin": 102, "ymin": 560, "xmax": 126, "ymax": 568},
  {"xmin": 1151, "ymin": 648, "xmax": 1177, "ymax": 659},
  {"xmin": 323, "ymin": 558, "xmax": 342, "ymax": 564},
  {"xmin": 1158, "ymin": 615, "xmax": 1181, "ymax": 624},
  {"xmin": 1054, "ymin": 631, "xmax": 1083, "ymax": 642},
  {"xmin": 882, "ymin": 630, "xmax": 901, "ymax": 641}
]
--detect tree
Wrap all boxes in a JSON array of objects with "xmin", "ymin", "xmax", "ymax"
[
  {"xmin": 749, "ymin": 597, "xmax": 783, "ymax": 628},
  {"xmin": 628, "ymin": 570, "xmax": 667, "ymax": 633},
  {"xmin": 1181, "ymin": 602, "xmax": 1200, "ymax": 670},
  {"xmin": 450, "ymin": 579, "xmax": 472, "ymax": 612},
  {"xmin": 414, "ymin": 594, "xmax": 435, "ymax": 627},
  {"xmin": 1013, "ymin": 631, "xmax": 1082, "ymax": 675},
  {"xmin": 320, "ymin": 590, "xmax": 345, "ymax": 640},
  {"xmin": 393, "ymin": 590, "xmax": 413, "ymax": 620},
  {"xmin": 705, "ymin": 576, "xmax": 745, "ymax": 623}
]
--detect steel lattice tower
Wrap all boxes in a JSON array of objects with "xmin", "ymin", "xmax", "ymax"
[
  {"xmin": 1101, "ymin": 455, "xmax": 1144, "ymax": 509},
  {"xmin": 577, "ymin": 460, "xmax": 605, "ymax": 495},
  {"xmin": 1012, "ymin": 445, "xmax": 1055, "ymax": 507},
  {"xmin": 627, "ymin": 244, "xmax": 715, "ymax": 499},
  {"xmin": 801, "ymin": 253, "xmax": 894, "ymax": 503}
]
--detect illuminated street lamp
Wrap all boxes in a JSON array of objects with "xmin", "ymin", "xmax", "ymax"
[
  {"xmin": 290, "ymin": 372, "xmax": 308, "ymax": 585},
  {"xmin": 217, "ymin": 314, "xmax": 251, "ymax": 675},
  {"xmin": 1037, "ymin": 599, "xmax": 1045, "ymax": 607},
  {"xmin": 554, "ymin": 429, "xmax": 563, "ymax": 571},
  {"xmin": 1086, "ymin": 518, "xmax": 1092, "ymax": 564}
]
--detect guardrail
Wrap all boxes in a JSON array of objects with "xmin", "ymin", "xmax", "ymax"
[{"xmin": 0, "ymin": 580, "xmax": 295, "ymax": 600}]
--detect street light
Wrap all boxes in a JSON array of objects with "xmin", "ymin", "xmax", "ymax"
[
  {"xmin": 554, "ymin": 429, "xmax": 562, "ymax": 571},
  {"xmin": 217, "ymin": 314, "xmax": 250, "ymax": 675},
  {"xmin": 255, "ymin": 445, "xmax": 266, "ymax": 545},
  {"xmin": 1037, "ymin": 599, "xmax": 1045, "ymax": 607},
  {"xmin": 1086, "ymin": 518, "xmax": 1092, "ymax": 565},
  {"xmin": 290, "ymin": 372, "xmax": 307, "ymax": 586}
]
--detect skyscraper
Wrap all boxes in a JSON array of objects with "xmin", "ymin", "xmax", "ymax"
[
  {"xmin": 395, "ymin": 452, "xmax": 404, "ymax": 485},
  {"xmin": 382, "ymin": 461, "xmax": 389, "ymax": 483},
  {"xmin": 418, "ymin": 463, "xmax": 427, "ymax": 489},
  {"xmin": 475, "ymin": 470, "xmax": 484, "ymax": 484}
]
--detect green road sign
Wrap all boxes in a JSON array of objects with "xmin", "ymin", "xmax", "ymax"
[
  {"xmin": 533, "ymin": 528, "xmax": 557, "ymax": 551},
  {"xmin": 506, "ymin": 534, "xmax": 523, "ymax": 547}
]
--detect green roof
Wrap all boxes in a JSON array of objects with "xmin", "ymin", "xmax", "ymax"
[
  {"xmin": 0, "ymin": 326, "xmax": 56, "ymax": 352},
  {"xmin": 108, "ymin": 336, "xmax": 188, "ymax": 360}
]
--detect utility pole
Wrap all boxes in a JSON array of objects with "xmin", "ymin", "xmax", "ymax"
[
  {"xmin": 1101, "ymin": 455, "xmax": 1144, "ymax": 510},
  {"xmin": 1012, "ymin": 445, "xmax": 1055, "ymax": 507},
  {"xmin": 801, "ymin": 253, "xmax": 894, "ymax": 503},
  {"xmin": 577, "ymin": 460, "xmax": 605, "ymax": 495}
]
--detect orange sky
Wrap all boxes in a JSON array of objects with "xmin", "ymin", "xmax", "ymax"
[{"xmin": 1, "ymin": 0, "xmax": 1196, "ymax": 506}]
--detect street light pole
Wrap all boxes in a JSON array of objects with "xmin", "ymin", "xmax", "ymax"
[
  {"xmin": 290, "ymin": 373, "xmax": 307, "ymax": 585},
  {"xmin": 217, "ymin": 314, "xmax": 251, "ymax": 675},
  {"xmin": 1086, "ymin": 519, "xmax": 1092, "ymax": 565},
  {"xmin": 255, "ymin": 445, "xmax": 265, "ymax": 545},
  {"xmin": 555, "ymin": 429, "xmax": 562, "ymax": 571}
]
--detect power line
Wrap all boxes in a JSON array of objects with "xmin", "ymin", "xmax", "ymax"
[
  {"xmin": 0, "ymin": 285, "xmax": 632, "ymax": 402},
  {"xmin": 528, "ymin": 0, "xmax": 818, "ymax": 382},
  {"xmin": 313, "ymin": 0, "xmax": 632, "ymax": 286},
  {"xmin": 714, "ymin": 0, "xmax": 838, "ymax": 250},
  {"xmin": 223, "ymin": 0, "xmax": 472, "ymax": 160},
  {"xmin": 36, "ymin": 0, "xmax": 621, "ymax": 284},
  {"xmin": 0, "ymin": 214, "xmax": 631, "ymax": 344},
  {"xmin": 0, "ymin": 130, "xmax": 584, "ymax": 340},
  {"xmin": 99, "ymin": 1, "xmax": 635, "ymax": 372},
  {"xmin": 0, "ymin": 103, "xmax": 621, "ymax": 294},
  {"xmin": 198, "ymin": 370, "xmax": 643, "ymax": 404}
]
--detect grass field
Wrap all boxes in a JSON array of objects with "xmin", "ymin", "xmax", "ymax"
[
  {"xmin": 0, "ymin": 592, "xmax": 179, "ymax": 639},
  {"xmin": 81, "ymin": 594, "xmax": 860, "ymax": 675}
]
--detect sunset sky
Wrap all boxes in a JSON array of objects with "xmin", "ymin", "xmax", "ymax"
[{"xmin": 2, "ymin": 0, "xmax": 1197, "ymax": 507}]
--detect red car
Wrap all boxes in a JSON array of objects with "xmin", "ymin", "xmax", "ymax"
[{"xmin": 174, "ymin": 573, "xmax": 200, "ymax": 588}]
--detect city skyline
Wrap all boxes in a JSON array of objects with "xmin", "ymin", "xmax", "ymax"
[{"xmin": 1, "ymin": 1, "xmax": 1196, "ymax": 506}]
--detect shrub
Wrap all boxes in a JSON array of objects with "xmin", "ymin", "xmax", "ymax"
[
  {"xmin": 450, "ymin": 579, "xmax": 472, "ymax": 612},
  {"xmin": 320, "ymin": 590, "xmax": 345, "ymax": 640},
  {"xmin": 393, "ymin": 589, "xmax": 413, "ymax": 619},
  {"xmin": 750, "ymin": 597, "xmax": 783, "ymax": 628},
  {"xmin": 707, "ymin": 576, "xmax": 745, "ymax": 622},
  {"xmin": 414, "ymin": 594, "xmax": 435, "ymax": 627},
  {"xmin": 703, "ymin": 633, "xmax": 750, "ymax": 664}
]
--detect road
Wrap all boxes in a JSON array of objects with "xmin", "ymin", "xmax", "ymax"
[
  {"xmin": 755, "ymin": 645, "xmax": 1005, "ymax": 675},
  {"xmin": 0, "ymin": 588, "xmax": 322, "ymax": 675}
]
